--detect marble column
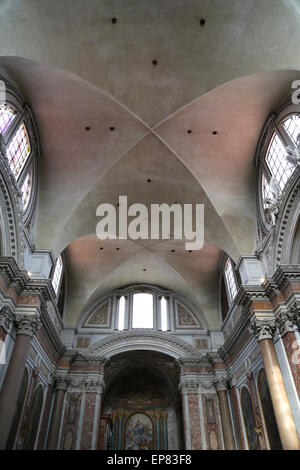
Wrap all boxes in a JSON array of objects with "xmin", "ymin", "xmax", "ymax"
[
  {"xmin": 214, "ymin": 379, "xmax": 235, "ymax": 450},
  {"xmin": 0, "ymin": 314, "xmax": 41, "ymax": 449},
  {"xmin": 250, "ymin": 318, "xmax": 300, "ymax": 450},
  {"xmin": 46, "ymin": 376, "xmax": 69, "ymax": 450},
  {"xmin": 179, "ymin": 378, "xmax": 202, "ymax": 450}
]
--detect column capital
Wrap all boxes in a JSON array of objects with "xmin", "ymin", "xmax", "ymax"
[
  {"xmin": 0, "ymin": 306, "xmax": 14, "ymax": 332},
  {"xmin": 249, "ymin": 317, "xmax": 276, "ymax": 341},
  {"xmin": 14, "ymin": 314, "xmax": 42, "ymax": 337},
  {"xmin": 54, "ymin": 375, "xmax": 69, "ymax": 391},
  {"xmin": 214, "ymin": 377, "xmax": 229, "ymax": 392},
  {"xmin": 275, "ymin": 310, "xmax": 296, "ymax": 337}
]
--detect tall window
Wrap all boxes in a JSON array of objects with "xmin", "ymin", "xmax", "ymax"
[
  {"xmin": 224, "ymin": 258, "xmax": 238, "ymax": 303},
  {"xmin": 51, "ymin": 255, "xmax": 63, "ymax": 296},
  {"xmin": 160, "ymin": 296, "xmax": 168, "ymax": 331},
  {"xmin": 21, "ymin": 166, "xmax": 33, "ymax": 211},
  {"xmin": 118, "ymin": 296, "xmax": 125, "ymax": 331},
  {"xmin": 132, "ymin": 292, "xmax": 153, "ymax": 329}
]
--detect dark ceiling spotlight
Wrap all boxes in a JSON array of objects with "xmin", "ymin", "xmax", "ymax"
[
  {"xmin": 187, "ymin": 129, "xmax": 192, "ymax": 134},
  {"xmin": 188, "ymin": 250, "xmax": 192, "ymax": 253},
  {"xmin": 100, "ymin": 247, "xmax": 104, "ymax": 250},
  {"xmin": 147, "ymin": 178, "xmax": 151, "ymax": 183},
  {"xmin": 171, "ymin": 249, "xmax": 175, "ymax": 253},
  {"xmin": 200, "ymin": 18, "xmax": 206, "ymax": 26},
  {"xmin": 111, "ymin": 17, "xmax": 117, "ymax": 24},
  {"xmin": 116, "ymin": 247, "xmax": 120, "ymax": 250},
  {"xmin": 152, "ymin": 59, "xmax": 158, "ymax": 66},
  {"xmin": 85, "ymin": 126, "xmax": 90, "ymax": 131},
  {"xmin": 143, "ymin": 268, "xmax": 146, "ymax": 271},
  {"xmin": 110, "ymin": 126, "xmax": 115, "ymax": 131},
  {"xmin": 212, "ymin": 130, "xmax": 218, "ymax": 135}
]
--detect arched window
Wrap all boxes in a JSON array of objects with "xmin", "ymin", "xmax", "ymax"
[
  {"xmin": 224, "ymin": 257, "xmax": 238, "ymax": 304},
  {"xmin": 260, "ymin": 112, "xmax": 300, "ymax": 220},
  {"xmin": 51, "ymin": 255, "xmax": 63, "ymax": 296},
  {"xmin": 0, "ymin": 84, "xmax": 38, "ymax": 220},
  {"xmin": 118, "ymin": 295, "xmax": 126, "ymax": 331},
  {"xmin": 132, "ymin": 292, "xmax": 154, "ymax": 329}
]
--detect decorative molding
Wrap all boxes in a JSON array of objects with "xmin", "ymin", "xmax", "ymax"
[
  {"xmin": 0, "ymin": 305, "xmax": 14, "ymax": 332},
  {"xmin": 248, "ymin": 317, "xmax": 276, "ymax": 342},
  {"xmin": 84, "ymin": 330, "xmax": 203, "ymax": 359},
  {"xmin": 14, "ymin": 313, "xmax": 42, "ymax": 337}
]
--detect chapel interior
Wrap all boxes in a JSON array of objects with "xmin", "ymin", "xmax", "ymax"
[{"xmin": 0, "ymin": 0, "xmax": 300, "ymax": 451}]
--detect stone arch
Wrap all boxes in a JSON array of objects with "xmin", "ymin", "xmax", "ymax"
[{"xmin": 84, "ymin": 330, "xmax": 203, "ymax": 360}]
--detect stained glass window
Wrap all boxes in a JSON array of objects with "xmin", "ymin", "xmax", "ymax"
[
  {"xmin": 52, "ymin": 255, "xmax": 63, "ymax": 295},
  {"xmin": 7, "ymin": 122, "xmax": 31, "ymax": 180},
  {"xmin": 224, "ymin": 258, "xmax": 238, "ymax": 303},
  {"xmin": 0, "ymin": 104, "xmax": 15, "ymax": 134},
  {"xmin": 132, "ymin": 292, "xmax": 153, "ymax": 328},
  {"xmin": 21, "ymin": 167, "xmax": 33, "ymax": 212}
]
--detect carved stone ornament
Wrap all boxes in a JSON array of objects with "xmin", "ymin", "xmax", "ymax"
[
  {"xmin": 290, "ymin": 301, "xmax": 300, "ymax": 330},
  {"xmin": 214, "ymin": 377, "xmax": 229, "ymax": 392},
  {"xmin": 0, "ymin": 306, "xmax": 14, "ymax": 332},
  {"xmin": 275, "ymin": 311, "xmax": 296, "ymax": 337},
  {"xmin": 249, "ymin": 318, "xmax": 276, "ymax": 341},
  {"xmin": 14, "ymin": 314, "xmax": 42, "ymax": 337},
  {"xmin": 179, "ymin": 378, "xmax": 200, "ymax": 394},
  {"xmin": 55, "ymin": 376, "xmax": 69, "ymax": 391}
]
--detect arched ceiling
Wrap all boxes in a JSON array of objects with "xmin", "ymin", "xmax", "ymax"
[{"xmin": 0, "ymin": 0, "xmax": 299, "ymax": 329}]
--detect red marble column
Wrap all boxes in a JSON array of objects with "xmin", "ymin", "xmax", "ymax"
[
  {"xmin": 0, "ymin": 314, "xmax": 41, "ymax": 449},
  {"xmin": 80, "ymin": 388, "xmax": 103, "ymax": 450},
  {"xmin": 282, "ymin": 331, "xmax": 300, "ymax": 398}
]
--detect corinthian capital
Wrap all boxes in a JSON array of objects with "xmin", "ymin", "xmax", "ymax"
[
  {"xmin": 249, "ymin": 317, "xmax": 276, "ymax": 341},
  {"xmin": 179, "ymin": 377, "xmax": 200, "ymax": 394},
  {"xmin": 14, "ymin": 314, "xmax": 42, "ymax": 337},
  {"xmin": 55, "ymin": 375, "xmax": 69, "ymax": 391},
  {"xmin": 0, "ymin": 306, "xmax": 14, "ymax": 332},
  {"xmin": 214, "ymin": 377, "xmax": 229, "ymax": 392}
]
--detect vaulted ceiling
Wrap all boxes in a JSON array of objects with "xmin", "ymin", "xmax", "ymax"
[{"xmin": 0, "ymin": 0, "xmax": 299, "ymax": 328}]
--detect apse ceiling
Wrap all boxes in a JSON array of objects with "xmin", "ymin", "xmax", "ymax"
[{"xmin": 0, "ymin": 0, "xmax": 300, "ymax": 328}]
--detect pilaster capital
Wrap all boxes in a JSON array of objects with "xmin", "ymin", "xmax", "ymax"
[
  {"xmin": 0, "ymin": 306, "xmax": 14, "ymax": 332},
  {"xmin": 290, "ymin": 301, "xmax": 300, "ymax": 330},
  {"xmin": 84, "ymin": 376, "xmax": 105, "ymax": 393},
  {"xmin": 249, "ymin": 316, "xmax": 276, "ymax": 341},
  {"xmin": 275, "ymin": 310, "xmax": 296, "ymax": 337},
  {"xmin": 14, "ymin": 314, "xmax": 42, "ymax": 337},
  {"xmin": 179, "ymin": 377, "xmax": 200, "ymax": 394}
]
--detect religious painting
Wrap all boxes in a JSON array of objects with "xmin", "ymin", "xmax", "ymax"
[
  {"xmin": 240, "ymin": 387, "xmax": 260, "ymax": 450},
  {"xmin": 124, "ymin": 413, "xmax": 153, "ymax": 450},
  {"xmin": 257, "ymin": 369, "xmax": 282, "ymax": 449}
]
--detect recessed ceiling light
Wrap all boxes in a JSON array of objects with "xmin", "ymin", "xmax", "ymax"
[
  {"xmin": 187, "ymin": 129, "xmax": 192, "ymax": 134},
  {"xmin": 212, "ymin": 130, "xmax": 218, "ymax": 135},
  {"xmin": 171, "ymin": 249, "xmax": 175, "ymax": 253},
  {"xmin": 152, "ymin": 59, "xmax": 158, "ymax": 66},
  {"xmin": 110, "ymin": 126, "xmax": 115, "ymax": 131},
  {"xmin": 143, "ymin": 268, "xmax": 146, "ymax": 271},
  {"xmin": 111, "ymin": 17, "xmax": 117, "ymax": 24},
  {"xmin": 100, "ymin": 247, "xmax": 104, "ymax": 250},
  {"xmin": 200, "ymin": 18, "xmax": 206, "ymax": 26},
  {"xmin": 147, "ymin": 178, "xmax": 151, "ymax": 183},
  {"xmin": 85, "ymin": 126, "xmax": 90, "ymax": 131},
  {"xmin": 116, "ymin": 247, "xmax": 120, "ymax": 250}
]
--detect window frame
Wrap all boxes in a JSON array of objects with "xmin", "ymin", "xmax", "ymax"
[
  {"xmin": 0, "ymin": 81, "xmax": 39, "ymax": 224},
  {"xmin": 257, "ymin": 102, "xmax": 300, "ymax": 233}
]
